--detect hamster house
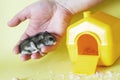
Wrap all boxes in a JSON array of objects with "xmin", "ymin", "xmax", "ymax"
[{"xmin": 66, "ymin": 11, "xmax": 120, "ymax": 74}]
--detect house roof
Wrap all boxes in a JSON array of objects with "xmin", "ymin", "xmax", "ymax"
[
  {"xmin": 69, "ymin": 11, "xmax": 120, "ymax": 29},
  {"xmin": 91, "ymin": 11, "xmax": 120, "ymax": 27}
]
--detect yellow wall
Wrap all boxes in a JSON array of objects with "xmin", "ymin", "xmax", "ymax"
[{"xmin": 0, "ymin": 0, "xmax": 120, "ymax": 80}]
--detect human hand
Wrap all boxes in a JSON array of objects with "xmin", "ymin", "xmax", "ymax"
[{"xmin": 8, "ymin": 0, "xmax": 72, "ymax": 61}]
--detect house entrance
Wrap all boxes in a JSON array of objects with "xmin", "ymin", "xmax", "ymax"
[{"xmin": 77, "ymin": 34, "xmax": 98, "ymax": 55}]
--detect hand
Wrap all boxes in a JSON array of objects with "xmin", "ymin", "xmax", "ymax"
[{"xmin": 8, "ymin": 0, "xmax": 72, "ymax": 61}]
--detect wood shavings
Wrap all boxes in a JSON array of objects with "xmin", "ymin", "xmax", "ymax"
[
  {"xmin": 67, "ymin": 71, "xmax": 120, "ymax": 80},
  {"xmin": 12, "ymin": 77, "xmax": 20, "ymax": 80}
]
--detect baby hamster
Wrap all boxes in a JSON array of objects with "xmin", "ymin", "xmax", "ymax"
[{"xmin": 19, "ymin": 31, "xmax": 56, "ymax": 56}]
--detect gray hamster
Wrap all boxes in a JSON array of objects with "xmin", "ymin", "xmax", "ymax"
[{"xmin": 19, "ymin": 31, "xmax": 56, "ymax": 56}]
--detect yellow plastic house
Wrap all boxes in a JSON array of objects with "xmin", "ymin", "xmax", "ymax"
[{"xmin": 66, "ymin": 11, "xmax": 120, "ymax": 74}]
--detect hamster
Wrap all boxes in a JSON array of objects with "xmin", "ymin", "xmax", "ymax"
[{"xmin": 19, "ymin": 31, "xmax": 56, "ymax": 56}]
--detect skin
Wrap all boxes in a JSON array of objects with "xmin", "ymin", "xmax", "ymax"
[{"xmin": 8, "ymin": 0, "xmax": 103, "ymax": 61}]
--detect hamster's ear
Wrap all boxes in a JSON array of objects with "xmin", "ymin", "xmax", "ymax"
[
  {"xmin": 44, "ymin": 31, "xmax": 50, "ymax": 35},
  {"xmin": 44, "ymin": 31, "xmax": 49, "ymax": 34}
]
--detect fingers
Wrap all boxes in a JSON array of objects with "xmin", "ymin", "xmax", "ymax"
[
  {"xmin": 41, "ymin": 45, "xmax": 57, "ymax": 53},
  {"xmin": 8, "ymin": 8, "xmax": 30, "ymax": 27},
  {"xmin": 31, "ymin": 52, "xmax": 43, "ymax": 59},
  {"xmin": 20, "ymin": 52, "xmax": 46, "ymax": 61},
  {"xmin": 21, "ymin": 54, "xmax": 31, "ymax": 61},
  {"xmin": 21, "ymin": 53, "xmax": 42, "ymax": 61}
]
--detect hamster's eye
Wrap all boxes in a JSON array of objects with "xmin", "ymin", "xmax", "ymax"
[{"xmin": 49, "ymin": 37, "xmax": 54, "ymax": 41}]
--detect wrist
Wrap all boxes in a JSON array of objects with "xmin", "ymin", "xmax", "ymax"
[
  {"xmin": 55, "ymin": 0, "xmax": 75, "ymax": 15},
  {"xmin": 55, "ymin": 0, "xmax": 104, "ymax": 14}
]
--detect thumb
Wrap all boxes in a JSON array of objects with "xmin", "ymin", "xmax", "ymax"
[{"xmin": 8, "ymin": 8, "xmax": 30, "ymax": 27}]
